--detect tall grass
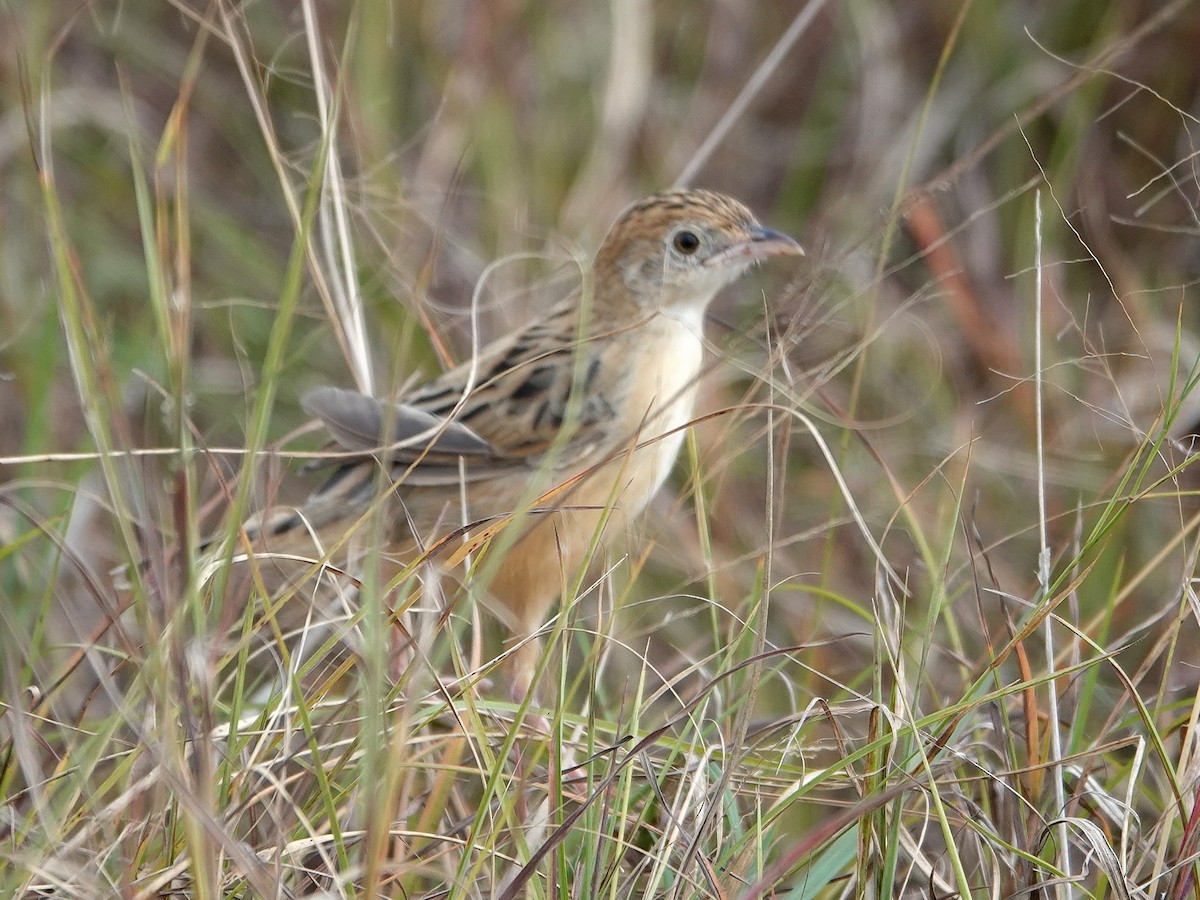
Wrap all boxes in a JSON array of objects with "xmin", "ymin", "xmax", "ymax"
[{"xmin": 3, "ymin": 0, "xmax": 1200, "ymax": 897}]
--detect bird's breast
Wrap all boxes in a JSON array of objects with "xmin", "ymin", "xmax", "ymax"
[{"xmin": 595, "ymin": 310, "xmax": 706, "ymax": 517}]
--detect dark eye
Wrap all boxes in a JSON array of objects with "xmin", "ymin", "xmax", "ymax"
[{"xmin": 672, "ymin": 229, "xmax": 701, "ymax": 255}]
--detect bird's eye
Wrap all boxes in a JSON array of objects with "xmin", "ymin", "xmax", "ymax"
[{"xmin": 672, "ymin": 229, "xmax": 701, "ymax": 255}]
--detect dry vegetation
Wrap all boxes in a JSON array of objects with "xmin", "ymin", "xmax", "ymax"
[{"xmin": 3, "ymin": 1, "xmax": 1200, "ymax": 897}]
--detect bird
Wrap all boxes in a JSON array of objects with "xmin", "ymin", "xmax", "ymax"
[{"xmin": 243, "ymin": 189, "xmax": 802, "ymax": 698}]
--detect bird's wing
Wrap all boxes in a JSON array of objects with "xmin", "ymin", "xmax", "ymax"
[
  {"xmin": 302, "ymin": 302, "xmax": 619, "ymax": 496},
  {"xmin": 409, "ymin": 310, "xmax": 614, "ymax": 455},
  {"xmin": 301, "ymin": 387, "xmax": 492, "ymax": 457}
]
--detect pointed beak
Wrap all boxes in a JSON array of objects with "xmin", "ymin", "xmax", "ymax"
[{"xmin": 705, "ymin": 225, "xmax": 805, "ymax": 268}]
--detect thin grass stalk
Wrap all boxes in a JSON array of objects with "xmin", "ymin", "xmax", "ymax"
[
  {"xmin": 1032, "ymin": 187, "xmax": 1073, "ymax": 896},
  {"xmin": 302, "ymin": 0, "xmax": 373, "ymax": 394},
  {"xmin": 674, "ymin": 0, "xmax": 827, "ymax": 188}
]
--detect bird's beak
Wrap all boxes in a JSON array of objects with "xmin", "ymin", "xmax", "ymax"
[{"xmin": 705, "ymin": 226, "xmax": 805, "ymax": 268}]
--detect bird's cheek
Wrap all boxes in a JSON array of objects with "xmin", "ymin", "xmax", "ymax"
[{"xmin": 619, "ymin": 257, "xmax": 667, "ymax": 304}]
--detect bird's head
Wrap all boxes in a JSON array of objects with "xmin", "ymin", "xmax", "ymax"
[{"xmin": 593, "ymin": 189, "xmax": 803, "ymax": 320}]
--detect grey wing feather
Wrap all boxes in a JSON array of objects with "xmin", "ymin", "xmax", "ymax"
[
  {"xmin": 302, "ymin": 386, "xmax": 493, "ymax": 457},
  {"xmin": 298, "ymin": 300, "xmax": 611, "ymax": 503}
]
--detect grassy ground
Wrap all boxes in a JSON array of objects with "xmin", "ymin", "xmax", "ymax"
[{"xmin": 4, "ymin": 0, "xmax": 1200, "ymax": 897}]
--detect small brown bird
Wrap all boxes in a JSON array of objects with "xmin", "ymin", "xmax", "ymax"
[{"xmin": 247, "ymin": 189, "xmax": 802, "ymax": 696}]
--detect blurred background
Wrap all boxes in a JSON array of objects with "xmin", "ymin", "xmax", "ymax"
[{"xmin": 4, "ymin": 0, "xmax": 1200, "ymax": 895}]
